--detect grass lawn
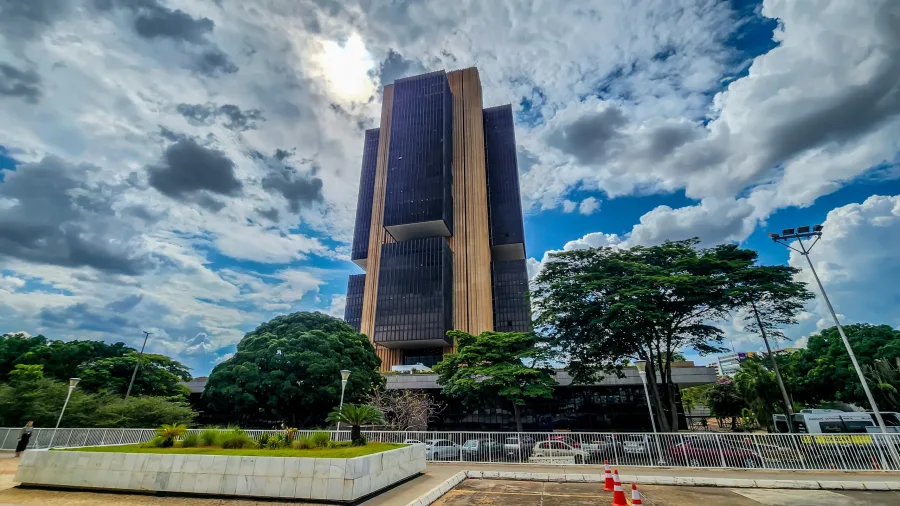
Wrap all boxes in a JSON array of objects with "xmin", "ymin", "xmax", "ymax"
[{"xmin": 60, "ymin": 442, "xmax": 407, "ymax": 458}]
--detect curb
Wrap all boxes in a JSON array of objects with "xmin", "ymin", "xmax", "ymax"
[{"xmin": 404, "ymin": 470, "xmax": 900, "ymax": 505}]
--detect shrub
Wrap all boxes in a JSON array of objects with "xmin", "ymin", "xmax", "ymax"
[
  {"xmin": 271, "ymin": 433, "xmax": 288, "ymax": 449},
  {"xmin": 255, "ymin": 433, "xmax": 271, "ymax": 449},
  {"xmin": 156, "ymin": 423, "xmax": 188, "ymax": 448},
  {"xmin": 311, "ymin": 431, "xmax": 331, "ymax": 448},
  {"xmin": 142, "ymin": 436, "xmax": 166, "ymax": 448},
  {"xmin": 199, "ymin": 428, "xmax": 220, "ymax": 447},
  {"xmin": 284, "ymin": 427, "xmax": 298, "ymax": 443},
  {"xmin": 181, "ymin": 433, "xmax": 200, "ymax": 447},
  {"xmin": 219, "ymin": 428, "xmax": 253, "ymax": 449},
  {"xmin": 292, "ymin": 437, "xmax": 314, "ymax": 450},
  {"xmin": 351, "ymin": 434, "xmax": 368, "ymax": 447}
]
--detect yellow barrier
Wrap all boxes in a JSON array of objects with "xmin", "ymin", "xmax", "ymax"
[{"xmin": 800, "ymin": 434, "xmax": 873, "ymax": 445}]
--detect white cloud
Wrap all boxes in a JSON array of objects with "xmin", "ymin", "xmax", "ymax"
[
  {"xmin": 561, "ymin": 200, "xmax": 577, "ymax": 213},
  {"xmin": 325, "ymin": 294, "xmax": 347, "ymax": 318},
  {"xmin": 578, "ymin": 197, "xmax": 600, "ymax": 215},
  {"xmin": 527, "ymin": 231, "xmax": 624, "ymax": 279}
]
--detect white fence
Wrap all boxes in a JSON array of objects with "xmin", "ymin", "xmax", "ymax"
[{"xmin": 3, "ymin": 427, "xmax": 899, "ymax": 472}]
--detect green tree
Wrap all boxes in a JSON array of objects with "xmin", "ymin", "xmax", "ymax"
[
  {"xmin": 732, "ymin": 264, "xmax": 813, "ymax": 424},
  {"xmin": 706, "ymin": 378, "xmax": 746, "ymax": 430},
  {"xmin": 864, "ymin": 359, "xmax": 900, "ymax": 411},
  {"xmin": 13, "ymin": 338, "xmax": 130, "ymax": 382},
  {"xmin": 327, "ymin": 404, "xmax": 384, "ymax": 443},
  {"xmin": 0, "ymin": 371, "xmax": 194, "ymax": 427},
  {"xmin": 77, "ymin": 353, "xmax": 191, "ymax": 397},
  {"xmin": 796, "ymin": 324, "xmax": 900, "ymax": 407},
  {"xmin": 202, "ymin": 312, "xmax": 383, "ymax": 427},
  {"xmin": 734, "ymin": 358, "xmax": 783, "ymax": 430},
  {"xmin": 433, "ymin": 330, "xmax": 556, "ymax": 432},
  {"xmin": 532, "ymin": 239, "xmax": 757, "ymax": 430}
]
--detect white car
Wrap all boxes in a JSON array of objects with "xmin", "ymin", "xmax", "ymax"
[
  {"xmin": 531, "ymin": 440, "xmax": 587, "ymax": 463},
  {"xmin": 404, "ymin": 439, "xmax": 423, "ymax": 444},
  {"xmin": 425, "ymin": 439, "xmax": 460, "ymax": 460}
]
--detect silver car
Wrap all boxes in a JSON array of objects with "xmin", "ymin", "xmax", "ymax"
[{"xmin": 425, "ymin": 439, "xmax": 460, "ymax": 460}]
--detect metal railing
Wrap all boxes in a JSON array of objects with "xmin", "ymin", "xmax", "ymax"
[{"xmin": 3, "ymin": 427, "xmax": 898, "ymax": 472}]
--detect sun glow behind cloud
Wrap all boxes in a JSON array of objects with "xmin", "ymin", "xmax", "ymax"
[{"xmin": 313, "ymin": 34, "xmax": 376, "ymax": 103}]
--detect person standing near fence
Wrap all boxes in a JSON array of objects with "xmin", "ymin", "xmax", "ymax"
[{"xmin": 15, "ymin": 421, "xmax": 34, "ymax": 457}]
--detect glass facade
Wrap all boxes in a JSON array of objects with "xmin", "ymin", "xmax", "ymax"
[
  {"xmin": 351, "ymin": 129, "xmax": 380, "ymax": 267},
  {"xmin": 402, "ymin": 347, "xmax": 444, "ymax": 367},
  {"xmin": 373, "ymin": 237, "xmax": 453, "ymax": 346},
  {"xmin": 491, "ymin": 259, "xmax": 532, "ymax": 332},
  {"xmin": 428, "ymin": 385, "xmax": 664, "ymax": 432},
  {"xmin": 382, "ymin": 71, "xmax": 453, "ymax": 238},
  {"xmin": 483, "ymin": 105, "xmax": 525, "ymax": 250},
  {"xmin": 343, "ymin": 274, "xmax": 366, "ymax": 332}
]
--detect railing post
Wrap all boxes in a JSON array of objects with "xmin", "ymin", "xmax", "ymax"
[
  {"xmin": 679, "ymin": 434, "xmax": 688, "ymax": 467},
  {"xmin": 81, "ymin": 430, "xmax": 89, "ymax": 447},
  {"xmin": 64, "ymin": 429, "xmax": 74, "ymax": 448},
  {"xmin": 752, "ymin": 434, "xmax": 765, "ymax": 470},
  {"xmin": 0, "ymin": 429, "xmax": 10, "ymax": 451},
  {"xmin": 714, "ymin": 433, "xmax": 727, "ymax": 468}
]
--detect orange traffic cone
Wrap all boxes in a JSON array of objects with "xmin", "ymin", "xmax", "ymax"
[
  {"xmin": 603, "ymin": 460, "xmax": 614, "ymax": 492},
  {"xmin": 631, "ymin": 482, "xmax": 643, "ymax": 505},
  {"xmin": 611, "ymin": 470, "xmax": 628, "ymax": 506}
]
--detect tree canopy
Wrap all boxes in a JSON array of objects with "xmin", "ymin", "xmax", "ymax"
[
  {"xmin": 202, "ymin": 312, "xmax": 383, "ymax": 427},
  {"xmin": 0, "ymin": 333, "xmax": 192, "ymax": 398},
  {"xmin": 433, "ymin": 330, "xmax": 556, "ymax": 432},
  {"xmin": 532, "ymin": 238, "xmax": 762, "ymax": 430},
  {"xmin": 0, "ymin": 364, "xmax": 195, "ymax": 427}
]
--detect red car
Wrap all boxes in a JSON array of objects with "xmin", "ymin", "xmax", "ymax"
[{"xmin": 668, "ymin": 436, "xmax": 762, "ymax": 468}]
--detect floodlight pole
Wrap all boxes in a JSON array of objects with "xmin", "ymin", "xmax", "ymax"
[
  {"xmin": 125, "ymin": 331, "xmax": 152, "ymax": 400},
  {"xmin": 772, "ymin": 227, "xmax": 900, "ymax": 467}
]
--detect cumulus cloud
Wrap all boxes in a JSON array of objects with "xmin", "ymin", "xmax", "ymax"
[
  {"xmin": 578, "ymin": 197, "xmax": 600, "ymax": 215},
  {"xmin": 0, "ymin": 63, "xmax": 42, "ymax": 103},
  {"xmin": 177, "ymin": 103, "xmax": 264, "ymax": 131}
]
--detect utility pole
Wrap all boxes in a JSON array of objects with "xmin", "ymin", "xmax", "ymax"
[
  {"xmin": 771, "ymin": 226, "xmax": 900, "ymax": 465},
  {"xmin": 750, "ymin": 299, "xmax": 794, "ymax": 432},
  {"xmin": 125, "ymin": 331, "xmax": 152, "ymax": 400}
]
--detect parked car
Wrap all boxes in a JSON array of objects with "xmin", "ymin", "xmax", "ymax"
[
  {"xmin": 425, "ymin": 439, "xmax": 461, "ymax": 460},
  {"xmin": 460, "ymin": 438, "xmax": 505, "ymax": 461},
  {"xmin": 531, "ymin": 440, "xmax": 588, "ymax": 464},
  {"xmin": 548, "ymin": 434, "xmax": 582, "ymax": 448},
  {"xmin": 621, "ymin": 435, "xmax": 656, "ymax": 455},
  {"xmin": 580, "ymin": 436, "xmax": 621, "ymax": 462},
  {"xmin": 404, "ymin": 439, "xmax": 423, "ymax": 444},
  {"xmin": 504, "ymin": 436, "xmax": 536, "ymax": 460},
  {"xmin": 668, "ymin": 436, "xmax": 762, "ymax": 468}
]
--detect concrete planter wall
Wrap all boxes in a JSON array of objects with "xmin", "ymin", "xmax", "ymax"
[{"xmin": 14, "ymin": 444, "xmax": 425, "ymax": 503}]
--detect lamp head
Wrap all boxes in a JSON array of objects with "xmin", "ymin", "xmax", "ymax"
[
  {"xmin": 768, "ymin": 233, "xmax": 780, "ymax": 240},
  {"xmin": 634, "ymin": 360, "xmax": 647, "ymax": 373},
  {"xmin": 340, "ymin": 369, "xmax": 351, "ymax": 381},
  {"xmin": 69, "ymin": 378, "xmax": 81, "ymax": 388},
  {"xmin": 813, "ymin": 225, "xmax": 823, "ymax": 232},
  {"xmin": 781, "ymin": 228, "xmax": 795, "ymax": 236},
  {"xmin": 796, "ymin": 226, "xmax": 810, "ymax": 234}
]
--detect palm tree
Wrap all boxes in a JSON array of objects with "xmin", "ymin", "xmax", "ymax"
[
  {"xmin": 156, "ymin": 423, "xmax": 188, "ymax": 448},
  {"xmin": 327, "ymin": 404, "xmax": 383, "ymax": 443}
]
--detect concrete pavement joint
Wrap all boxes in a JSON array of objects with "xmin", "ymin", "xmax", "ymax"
[{"xmin": 404, "ymin": 469, "xmax": 900, "ymax": 506}]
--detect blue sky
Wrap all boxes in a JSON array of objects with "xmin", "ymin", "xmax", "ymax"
[{"xmin": 2, "ymin": 0, "xmax": 900, "ymax": 375}]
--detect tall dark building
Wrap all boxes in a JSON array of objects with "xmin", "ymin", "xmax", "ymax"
[{"xmin": 344, "ymin": 68, "xmax": 530, "ymax": 371}]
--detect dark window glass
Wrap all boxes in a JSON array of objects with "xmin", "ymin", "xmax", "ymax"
[
  {"xmin": 491, "ymin": 259, "xmax": 532, "ymax": 332},
  {"xmin": 819, "ymin": 421, "xmax": 845, "ymax": 433},
  {"xmin": 383, "ymin": 72, "xmax": 453, "ymax": 232},
  {"xmin": 351, "ymin": 130, "xmax": 380, "ymax": 262},
  {"xmin": 343, "ymin": 274, "xmax": 366, "ymax": 332},
  {"xmin": 483, "ymin": 105, "xmax": 525, "ymax": 247}
]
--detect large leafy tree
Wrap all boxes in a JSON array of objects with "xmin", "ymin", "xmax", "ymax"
[
  {"xmin": 532, "ymin": 239, "xmax": 757, "ymax": 430},
  {"xmin": 202, "ymin": 312, "xmax": 383, "ymax": 427},
  {"xmin": 706, "ymin": 378, "xmax": 746, "ymax": 429},
  {"xmin": 0, "ymin": 364, "xmax": 195, "ymax": 427},
  {"xmin": 794, "ymin": 324, "xmax": 900, "ymax": 407},
  {"xmin": 77, "ymin": 353, "xmax": 192, "ymax": 397},
  {"xmin": 734, "ymin": 358, "xmax": 783, "ymax": 430},
  {"xmin": 433, "ymin": 330, "xmax": 556, "ymax": 432}
]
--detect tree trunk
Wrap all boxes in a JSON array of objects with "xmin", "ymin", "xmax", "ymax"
[
  {"xmin": 351, "ymin": 425, "xmax": 361, "ymax": 442},
  {"xmin": 644, "ymin": 353, "xmax": 671, "ymax": 432},
  {"xmin": 665, "ymin": 361, "xmax": 679, "ymax": 431},
  {"xmin": 511, "ymin": 401, "xmax": 523, "ymax": 432}
]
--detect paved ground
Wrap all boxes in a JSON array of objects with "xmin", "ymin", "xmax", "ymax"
[
  {"xmin": 432, "ymin": 479, "xmax": 900, "ymax": 506},
  {"xmin": 3, "ymin": 453, "xmax": 900, "ymax": 506}
]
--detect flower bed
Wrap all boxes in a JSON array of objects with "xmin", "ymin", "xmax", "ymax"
[{"xmin": 15, "ymin": 443, "xmax": 425, "ymax": 502}]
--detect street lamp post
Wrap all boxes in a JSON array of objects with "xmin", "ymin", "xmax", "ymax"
[
  {"xmin": 48, "ymin": 378, "xmax": 80, "ymax": 448},
  {"xmin": 634, "ymin": 361, "xmax": 665, "ymax": 464},
  {"xmin": 125, "ymin": 331, "xmax": 152, "ymax": 400},
  {"xmin": 336, "ymin": 369, "xmax": 351, "ymax": 433},
  {"xmin": 771, "ymin": 225, "xmax": 900, "ymax": 465}
]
